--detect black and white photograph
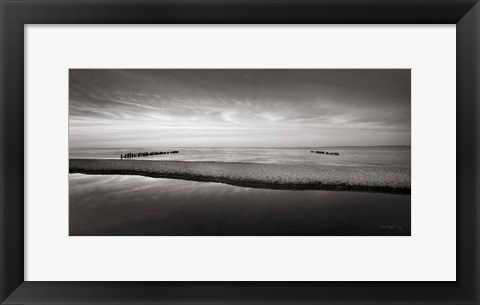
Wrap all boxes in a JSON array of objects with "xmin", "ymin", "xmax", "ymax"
[{"xmin": 69, "ymin": 69, "xmax": 411, "ymax": 236}]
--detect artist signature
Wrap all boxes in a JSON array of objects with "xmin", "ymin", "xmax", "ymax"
[{"xmin": 380, "ymin": 225, "xmax": 403, "ymax": 231}]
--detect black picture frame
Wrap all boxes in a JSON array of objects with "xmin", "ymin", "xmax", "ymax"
[{"xmin": 1, "ymin": 0, "xmax": 479, "ymax": 304}]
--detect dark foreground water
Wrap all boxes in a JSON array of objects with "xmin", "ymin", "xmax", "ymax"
[{"xmin": 69, "ymin": 174, "xmax": 411, "ymax": 236}]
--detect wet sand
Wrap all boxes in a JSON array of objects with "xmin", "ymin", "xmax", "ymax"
[
  {"xmin": 69, "ymin": 174, "xmax": 411, "ymax": 236},
  {"xmin": 70, "ymin": 159, "xmax": 410, "ymax": 194}
]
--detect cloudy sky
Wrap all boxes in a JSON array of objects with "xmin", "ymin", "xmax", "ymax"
[{"xmin": 69, "ymin": 69, "xmax": 410, "ymax": 148}]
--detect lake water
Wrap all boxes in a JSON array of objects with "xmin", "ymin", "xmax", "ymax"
[
  {"xmin": 70, "ymin": 146, "xmax": 410, "ymax": 168},
  {"xmin": 69, "ymin": 146, "xmax": 411, "ymax": 236},
  {"xmin": 69, "ymin": 174, "xmax": 411, "ymax": 236}
]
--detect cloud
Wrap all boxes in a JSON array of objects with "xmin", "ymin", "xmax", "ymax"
[{"xmin": 69, "ymin": 69, "xmax": 411, "ymax": 148}]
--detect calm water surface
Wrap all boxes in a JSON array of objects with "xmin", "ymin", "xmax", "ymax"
[
  {"xmin": 70, "ymin": 146, "xmax": 410, "ymax": 167},
  {"xmin": 69, "ymin": 174, "xmax": 411, "ymax": 236}
]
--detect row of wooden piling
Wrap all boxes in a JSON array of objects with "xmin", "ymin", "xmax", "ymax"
[
  {"xmin": 310, "ymin": 150, "xmax": 340, "ymax": 156},
  {"xmin": 121, "ymin": 150, "xmax": 179, "ymax": 159}
]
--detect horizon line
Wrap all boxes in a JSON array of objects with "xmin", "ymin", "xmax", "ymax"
[{"xmin": 70, "ymin": 144, "xmax": 412, "ymax": 149}]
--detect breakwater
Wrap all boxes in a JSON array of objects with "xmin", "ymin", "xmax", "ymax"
[
  {"xmin": 311, "ymin": 150, "xmax": 340, "ymax": 156},
  {"xmin": 121, "ymin": 150, "xmax": 179, "ymax": 160}
]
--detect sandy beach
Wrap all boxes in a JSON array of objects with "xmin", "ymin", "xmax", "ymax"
[{"xmin": 69, "ymin": 158, "xmax": 411, "ymax": 194}]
